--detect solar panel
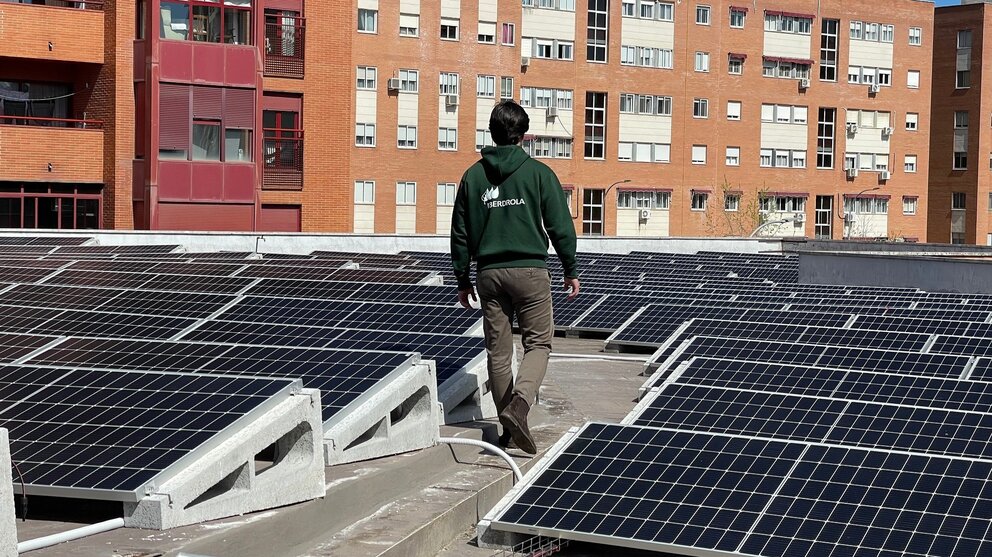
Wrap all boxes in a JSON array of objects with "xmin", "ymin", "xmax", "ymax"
[
  {"xmin": 1, "ymin": 365, "xmax": 296, "ymax": 500},
  {"xmin": 488, "ymin": 422, "xmax": 992, "ymax": 557},
  {"xmin": 634, "ymin": 383, "xmax": 992, "ymax": 460},
  {"xmin": 0, "ymin": 267, "xmax": 61, "ymax": 283},
  {"xmin": 179, "ymin": 320, "xmax": 345, "ymax": 347},
  {"xmin": 146, "ymin": 262, "xmax": 246, "ymax": 277},
  {"xmin": 348, "ymin": 283, "xmax": 457, "ymax": 305},
  {"xmin": 235, "ymin": 265, "xmax": 344, "ymax": 281},
  {"xmin": 326, "ymin": 268, "xmax": 433, "ymax": 284},
  {"xmin": 338, "ymin": 302, "xmax": 482, "ymax": 335},
  {"xmin": 29, "ymin": 311, "xmax": 197, "ymax": 339},
  {"xmin": 664, "ymin": 357, "xmax": 991, "ymax": 411},
  {"xmin": 216, "ymin": 297, "xmax": 365, "ymax": 327},
  {"xmin": 569, "ymin": 295, "xmax": 658, "ymax": 332},
  {"xmin": 0, "ymin": 284, "xmax": 123, "ymax": 311},
  {"xmin": 0, "ymin": 333, "xmax": 58, "ymax": 362},
  {"xmin": 552, "ymin": 293, "xmax": 606, "ymax": 329},
  {"xmin": 848, "ymin": 315, "xmax": 977, "ymax": 335},
  {"xmin": 930, "ymin": 335, "xmax": 992, "ymax": 357},
  {"xmin": 243, "ymin": 279, "xmax": 363, "ymax": 300},
  {"xmin": 96, "ymin": 290, "xmax": 237, "ymax": 319},
  {"xmin": 66, "ymin": 260, "xmax": 160, "ymax": 273},
  {"xmin": 43, "ymin": 270, "xmax": 151, "ymax": 289},
  {"xmin": 140, "ymin": 274, "xmax": 256, "ymax": 294},
  {"xmin": 26, "ymin": 337, "xmax": 234, "ymax": 371},
  {"xmin": 327, "ymin": 329, "xmax": 485, "ymax": 384}
]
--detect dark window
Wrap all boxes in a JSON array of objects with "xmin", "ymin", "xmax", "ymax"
[
  {"xmin": 0, "ymin": 81, "xmax": 72, "ymax": 126},
  {"xmin": 160, "ymin": 0, "xmax": 252, "ymax": 45},
  {"xmin": 584, "ymin": 92, "xmax": 606, "ymax": 159},
  {"xmin": 817, "ymin": 108, "xmax": 836, "ymax": 169},
  {"xmin": 0, "ymin": 184, "xmax": 102, "ymax": 230},
  {"xmin": 820, "ymin": 19, "xmax": 838, "ymax": 81},
  {"xmin": 158, "ymin": 84, "xmax": 254, "ymax": 162},
  {"xmin": 586, "ymin": 0, "xmax": 608, "ymax": 62}
]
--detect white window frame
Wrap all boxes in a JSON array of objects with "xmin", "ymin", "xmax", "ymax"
[
  {"xmin": 727, "ymin": 101, "xmax": 741, "ymax": 120},
  {"xmin": 906, "ymin": 113, "xmax": 919, "ymax": 131},
  {"xmin": 357, "ymin": 66, "xmax": 377, "ymax": 90},
  {"xmin": 691, "ymin": 192, "xmax": 708, "ymax": 210},
  {"xmin": 726, "ymin": 146, "xmax": 740, "ymax": 166},
  {"xmin": 695, "ymin": 5, "xmax": 710, "ymax": 25},
  {"xmin": 397, "ymin": 125, "xmax": 418, "ymax": 149},
  {"xmin": 902, "ymin": 196, "xmax": 918, "ymax": 216},
  {"xmin": 904, "ymin": 154, "xmax": 917, "ymax": 173},
  {"xmin": 399, "ymin": 69, "xmax": 419, "ymax": 93},
  {"xmin": 477, "ymin": 75, "xmax": 496, "ymax": 98},
  {"xmin": 440, "ymin": 17, "xmax": 460, "ymax": 40},
  {"xmin": 355, "ymin": 123, "xmax": 376, "ymax": 147},
  {"xmin": 909, "ymin": 27, "xmax": 921, "ymax": 46},
  {"xmin": 438, "ymin": 127, "xmax": 458, "ymax": 151},
  {"xmin": 437, "ymin": 183, "xmax": 457, "ymax": 206},
  {"xmin": 730, "ymin": 9, "xmax": 745, "ymax": 28},
  {"xmin": 724, "ymin": 193, "xmax": 740, "ymax": 212},
  {"xmin": 355, "ymin": 180, "xmax": 375, "ymax": 204},
  {"xmin": 728, "ymin": 57, "xmax": 743, "ymax": 75},
  {"xmin": 396, "ymin": 181, "xmax": 417, "ymax": 205},
  {"xmin": 691, "ymin": 144, "xmax": 707, "ymax": 165},
  {"xmin": 907, "ymin": 70, "xmax": 920, "ymax": 89},
  {"xmin": 501, "ymin": 23, "xmax": 515, "ymax": 46},
  {"xmin": 358, "ymin": 8, "xmax": 378, "ymax": 33},
  {"xmin": 399, "ymin": 13, "xmax": 419, "ymax": 37},
  {"xmin": 439, "ymin": 72, "xmax": 459, "ymax": 96},
  {"xmin": 694, "ymin": 51, "xmax": 710, "ymax": 72},
  {"xmin": 693, "ymin": 98, "xmax": 709, "ymax": 119}
]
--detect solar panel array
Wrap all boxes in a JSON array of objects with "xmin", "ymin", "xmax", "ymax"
[{"xmin": 484, "ymin": 247, "xmax": 992, "ymax": 557}]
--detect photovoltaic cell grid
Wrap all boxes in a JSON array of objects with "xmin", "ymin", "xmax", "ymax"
[
  {"xmin": 327, "ymin": 329, "xmax": 485, "ymax": 384},
  {"xmin": 0, "ymin": 365, "xmax": 295, "ymax": 500},
  {"xmin": 491, "ymin": 423, "xmax": 992, "ymax": 557}
]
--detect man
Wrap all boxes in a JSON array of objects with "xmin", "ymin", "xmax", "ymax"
[{"xmin": 450, "ymin": 100, "xmax": 579, "ymax": 455}]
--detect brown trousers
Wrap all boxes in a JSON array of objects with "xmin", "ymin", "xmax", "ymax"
[{"xmin": 476, "ymin": 267, "xmax": 553, "ymax": 415}]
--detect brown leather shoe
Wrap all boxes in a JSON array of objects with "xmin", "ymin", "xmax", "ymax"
[
  {"xmin": 498, "ymin": 430, "xmax": 517, "ymax": 450},
  {"xmin": 499, "ymin": 395, "xmax": 537, "ymax": 455}
]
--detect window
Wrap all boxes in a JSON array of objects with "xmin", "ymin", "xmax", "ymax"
[
  {"xmin": 695, "ymin": 5, "xmax": 710, "ymax": 25},
  {"xmin": 958, "ymin": 70, "xmax": 971, "ymax": 89},
  {"xmin": 399, "ymin": 13, "xmax": 419, "ymax": 36},
  {"xmin": 907, "ymin": 70, "xmax": 920, "ymax": 89},
  {"xmin": 523, "ymin": 137, "xmax": 573, "ymax": 159},
  {"xmin": 500, "ymin": 77, "xmax": 514, "ymax": 100},
  {"xmin": 954, "ymin": 152, "xmax": 968, "ymax": 170},
  {"xmin": 622, "ymin": 0, "xmax": 635, "ymax": 16},
  {"xmin": 691, "ymin": 145, "xmax": 707, "ymax": 165},
  {"xmin": 478, "ymin": 21, "xmax": 496, "ymax": 43},
  {"xmin": 587, "ymin": 0, "xmax": 608, "ymax": 62},
  {"xmin": 355, "ymin": 180, "xmax": 375, "ymax": 204},
  {"xmin": 726, "ymin": 146, "xmax": 740, "ymax": 166},
  {"xmin": 357, "ymin": 66, "xmax": 377, "ymax": 90},
  {"xmin": 904, "ymin": 155, "xmax": 917, "ymax": 173},
  {"xmin": 693, "ymin": 98, "xmax": 709, "ymax": 118},
  {"xmin": 399, "ymin": 69, "xmax": 419, "ymax": 93},
  {"xmin": 730, "ymin": 9, "xmax": 745, "ymax": 28},
  {"xmin": 618, "ymin": 142, "xmax": 669, "ymax": 163},
  {"xmin": 358, "ymin": 8, "xmax": 377, "ymax": 33},
  {"xmin": 760, "ymin": 196, "xmax": 807, "ymax": 213},
  {"xmin": 761, "ymin": 104, "xmax": 808, "ymax": 124},
  {"xmin": 477, "ymin": 75, "xmax": 496, "ymax": 98},
  {"xmin": 953, "ymin": 192, "xmax": 966, "ymax": 210},
  {"xmin": 397, "ymin": 125, "xmax": 417, "ymax": 149},
  {"xmin": 584, "ymin": 92, "xmax": 606, "ymax": 159},
  {"xmin": 958, "ymin": 30, "xmax": 973, "ymax": 49},
  {"xmin": 820, "ymin": 19, "xmax": 838, "ymax": 81},
  {"xmin": 691, "ymin": 191, "xmax": 708, "ymax": 210},
  {"xmin": 439, "ymin": 72, "xmax": 459, "ymax": 96},
  {"xmin": 725, "ymin": 193, "xmax": 740, "ymax": 212},
  {"xmin": 355, "ymin": 123, "xmax": 376, "ymax": 146},
  {"xmin": 850, "ymin": 21, "xmax": 863, "ymax": 40},
  {"xmin": 765, "ymin": 14, "xmax": 813, "ymax": 34},
  {"xmin": 437, "ymin": 183, "xmax": 456, "ymax": 206},
  {"xmin": 760, "ymin": 149, "xmax": 772, "ymax": 167},
  {"xmin": 762, "ymin": 61, "xmax": 812, "ymax": 79},
  {"xmin": 906, "ymin": 113, "xmax": 918, "ymax": 131},
  {"xmin": 191, "ymin": 121, "xmax": 221, "ymax": 161},
  {"xmin": 817, "ymin": 108, "xmax": 836, "ymax": 169},
  {"xmin": 955, "ymin": 111, "xmax": 969, "ymax": 129},
  {"xmin": 438, "ymin": 127, "xmax": 457, "ymax": 150},
  {"xmin": 396, "ymin": 182, "xmax": 417, "ymax": 205},
  {"xmin": 728, "ymin": 57, "xmax": 743, "ymax": 75},
  {"xmin": 727, "ymin": 101, "xmax": 741, "ymax": 120},
  {"xmin": 160, "ymin": 0, "xmax": 253, "ymax": 44},
  {"xmin": 617, "ymin": 191, "xmax": 670, "ymax": 209},
  {"xmin": 225, "ymin": 128, "xmax": 251, "ymax": 161},
  {"xmin": 501, "ymin": 23, "xmax": 515, "ymax": 45},
  {"xmin": 658, "ymin": 2, "xmax": 674, "ymax": 21},
  {"xmin": 694, "ymin": 52, "xmax": 709, "ymax": 72},
  {"xmin": 989, "ymin": 192, "xmax": 992, "ymax": 210},
  {"xmin": 909, "ymin": 27, "xmax": 921, "ymax": 46},
  {"xmin": 440, "ymin": 17, "xmax": 459, "ymax": 40},
  {"xmin": 476, "ymin": 129, "xmax": 495, "ymax": 151},
  {"xmin": 903, "ymin": 196, "xmax": 917, "ymax": 215}
]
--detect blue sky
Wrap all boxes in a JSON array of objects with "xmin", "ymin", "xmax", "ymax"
[{"xmin": 935, "ymin": 0, "xmax": 959, "ymax": 5}]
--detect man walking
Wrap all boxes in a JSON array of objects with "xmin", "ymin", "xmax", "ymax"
[{"xmin": 450, "ymin": 100, "xmax": 579, "ymax": 455}]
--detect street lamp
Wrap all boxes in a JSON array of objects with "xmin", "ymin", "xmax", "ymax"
[
  {"xmin": 842, "ymin": 186, "xmax": 881, "ymax": 240},
  {"xmin": 601, "ymin": 179, "xmax": 631, "ymax": 236},
  {"xmin": 750, "ymin": 217, "xmax": 797, "ymax": 238}
]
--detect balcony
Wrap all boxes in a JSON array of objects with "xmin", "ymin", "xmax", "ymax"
[
  {"xmin": 0, "ymin": 1, "xmax": 105, "ymax": 64},
  {"xmin": 264, "ymin": 17, "xmax": 306, "ymax": 79},
  {"xmin": 0, "ymin": 117, "xmax": 104, "ymax": 184},
  {"xmin": 263, "ymin": 129, "xmax": 303, "ymax": 190}
]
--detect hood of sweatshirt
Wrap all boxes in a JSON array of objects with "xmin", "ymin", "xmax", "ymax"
[{"xmin": 480, "ymin": 145, "xmax": 530, "ymax": 185}]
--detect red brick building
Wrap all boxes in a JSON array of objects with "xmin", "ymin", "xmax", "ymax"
[
  {"xmin": 1, "ymin": 1, "xmax": 935, "ymax": 238},
  {"xmin": 930, "ymin": 2, "xmax": 989, "ymax": 245}
]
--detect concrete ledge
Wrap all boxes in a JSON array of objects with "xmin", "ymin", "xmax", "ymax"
[
  {"xmin": 798, "ymin": 252, "xmax": 992, "ymax": 293},
  {"xmin": 0, "ymin": 429, "xmax": 15, "ymax": 557}
]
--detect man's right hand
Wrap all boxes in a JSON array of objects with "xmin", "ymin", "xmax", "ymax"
[
  {"xmin": 564, "ymin": 277, "xmax": 580, "ymax": 300},
  {"xmin": 458, "ymin": 287, "xmax": 478, "ymax": 309}
]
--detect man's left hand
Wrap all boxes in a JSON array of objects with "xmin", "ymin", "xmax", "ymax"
[{"xmin": 458, "ymin": 287, "xmax": 478, "ymax": 309}]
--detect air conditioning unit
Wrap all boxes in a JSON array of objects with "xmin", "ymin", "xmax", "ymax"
[
  {"xmin": 879, "ymin": 170, "xmax": 891, "ymax": 180},
  {"xmin": 846, "ymin": 122, "xmax": 859, "ymax": 135},
  {"xmin": 868, "ymin": 83, "xmax": 881, "ymax": 94},
  {"xmin": 846, "ymin": 167, "xmax": 859, "ymax": 178},
  {"xmin": 520, "ymin": 56, "xmax": 531, "ymax": 67},
  {"xmin": 799, "ymin": 78, "xmax": 810, "ymax": 89},
  {"xmin": 793, "ymin": 212, "xmax": 806, "ymax": 224},
  {"xmin": 387, "ymin": 78, "xmax": 401, "ymax": 91},
  {"xmin": 882, "ymin": 126, "xmax": 894, "ymax": 137},
  {"xmin": 546, "ymin": 106, "xmax": 558, "ymax": 119},
  {"xmin": 639, "ymin": 209, "xmax": 652, "ymax": 220},
  {"xmin": 445, "ymin": 94, "xmax": 459, "ymax": 107}
]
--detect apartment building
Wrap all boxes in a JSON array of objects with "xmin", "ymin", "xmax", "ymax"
[
  {"xmin": 351, "ymin": 0, "xmax": 934, "ymax": 239},
  {"xmin": 930, "ymin": 1, "xmax": 990, "ymax": 245}
]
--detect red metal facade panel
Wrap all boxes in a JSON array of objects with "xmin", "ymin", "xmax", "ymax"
[
  {"xmin": 224, "ymin": 164, "xmax": 256, "ymax": 201},
  {"xmin": 192, "ymin": 44, "xmax": 226, "ymax": 84},
  {"xmin": 158, "ymin": 84, "xmax": 190, "ymax": 149},
  {"xmin": 158, "ymin": 203, "xmax": 254, "ymax": 231},
  {"xmin": 160, "ymin": 41, "xmax": 193, "ymax": 81},
  {"xmin": 191, "ymin": 163, "xmax": 225, "ymax": 201},
  {"xmin": 259, "ymin": 204, "xmax": 301, "ymax": 232},
  {"xmin": 158, "ymin": 161, "xmax": 193, "ymax": 201},
  {"xmin": 225, "ymin": 47, "xmax": 257, "ymax": 86}
]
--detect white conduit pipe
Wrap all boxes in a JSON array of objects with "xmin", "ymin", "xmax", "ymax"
[
  {"xmin": 17, "ymin": 517, "xmax": 125, "ymax": 554},
  {"xmin": 438, "ymin": 437, "xmax": 523, "ymax": 483}
]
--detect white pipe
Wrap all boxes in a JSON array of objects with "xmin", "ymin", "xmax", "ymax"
[
  {"xmin": 438, "ymin": 437, "xmax": 523, "ymax": 483},
  {"xmin": 550, "ymin": 352, "xmax": 650, "ymax": 362},
  {"xmin": 17, "ymin": 517, "xmax": 125, "ymax": 554}
]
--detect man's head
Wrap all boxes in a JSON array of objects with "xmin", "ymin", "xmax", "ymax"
[{"xmin": 489, "ymin": 101, "xmax": 530, "ymax": 146}]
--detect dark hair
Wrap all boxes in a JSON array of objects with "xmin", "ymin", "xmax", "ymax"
[{"xmin": 489, "ymin": 100, "xmax": 530, "ymax": 145}]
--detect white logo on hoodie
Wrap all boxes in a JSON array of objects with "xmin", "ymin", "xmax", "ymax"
[{"xmin": 482, "ymin": 185, "xmax": 525, "ymax": 209}]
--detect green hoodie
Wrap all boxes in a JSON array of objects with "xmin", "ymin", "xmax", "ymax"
[{"xmin": 450, "ymin": 145, "xmax": 578, "ymax": 290}]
